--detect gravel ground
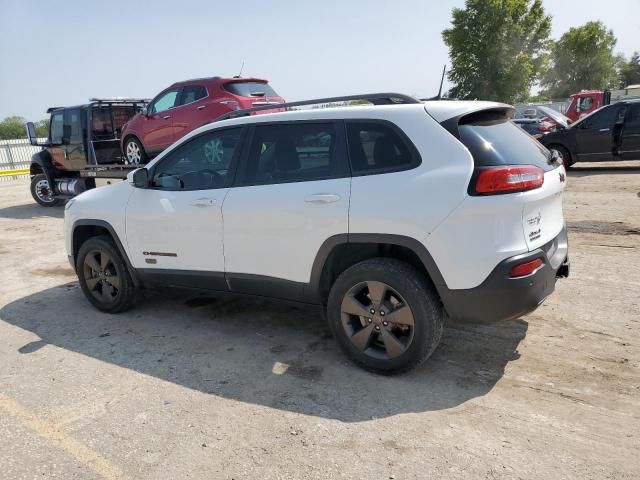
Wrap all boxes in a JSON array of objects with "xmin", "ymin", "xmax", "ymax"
[{"xmin": 0, "ymin": 162, "xmax": 638, "ymax": 479}]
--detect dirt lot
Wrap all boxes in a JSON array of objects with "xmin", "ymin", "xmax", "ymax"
[{"xmin": 0, "ymin": 163, "xmax": 638, "ymax": 480}]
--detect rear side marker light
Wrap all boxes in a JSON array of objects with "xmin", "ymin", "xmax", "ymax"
[
  {"xmin": 475, "ymin": 165, "xmax": 544, "ymax": 195},
  {"xmin": 509, "ymin": 258, "xmax": 544, "ymax": 278}
]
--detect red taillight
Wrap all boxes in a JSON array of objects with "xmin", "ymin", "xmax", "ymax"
[
  {"xmin": 475, "ymin": 165, "xmax": 544, "ymax": 195},
  {"xmin": 509, "ymin": 258, "xmax": 544, "ymax": 278}
]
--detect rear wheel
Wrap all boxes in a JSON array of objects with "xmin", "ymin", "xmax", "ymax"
[
  {"xmin": 30, "ymin": 173, "xmax": 61, "ymax": 207},
  {"xmin": 549, "ymin": 145, "xmax": 574, "ymax": 168},
  {"xmin": 124, "ymin": 137, "xmax": 147, "ymax": 165},
  {"xmin": 327, "ymin": 258, "xmax": 444, "ymax": 374},
  {"xmin": 77, "ymin": 236, "xmax": 137, "ymax": 313}
]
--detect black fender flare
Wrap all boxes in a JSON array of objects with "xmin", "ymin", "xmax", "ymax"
[
  {"xmin": 72, "ymin": 219, "xmax": 140, "ymax": 286},
  {"xmin": 30, "ymin": 150, "xmax": 57, "ymax": 187}
]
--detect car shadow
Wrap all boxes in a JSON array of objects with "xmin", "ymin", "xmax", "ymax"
[
  {"xmin": 0, "ymin": 283, "xmax": 528, "ymax": 422},
  {"xmin": 567, "ymin": 164, "xmax": 640, "ymax": 177},
  {"xmin": 0, "ymin": 203, "xmax": 64, "ymax": 219}
]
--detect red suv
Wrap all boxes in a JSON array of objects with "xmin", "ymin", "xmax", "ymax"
[{"xmin": 120, "ymin": 76, "xmax": 284, "ymax": 164}]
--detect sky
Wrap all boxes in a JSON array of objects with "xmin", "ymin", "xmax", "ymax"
[{"xmin": 1, "ymin": 0, "xmax": 639, "ymax": 120}]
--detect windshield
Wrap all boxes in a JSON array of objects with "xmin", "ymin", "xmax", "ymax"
[{"xmin": 223, "ymin": 82, "xmax": 279, "ymax": 98}]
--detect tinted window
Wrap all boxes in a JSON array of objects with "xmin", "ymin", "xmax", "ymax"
[
  {"xmin": 629, "ymin": 104, "xmax": 640, "ymax": 123},
  {"xmin": 180, "ymin": 86, "xmax": 207, "ymax": 105},
  {"xmin": 151, "ymin": 89, "xmax": 179, "ymax": 114},
  {"xmin": 92, "ymin": 108, "xmax": 113, "ymax": 138},
  {"xmin": 457, "ymin": 112, "xmax": 553, "ymax": 170},
  {"xmin": 64, "ymin": 109, "xmax": 82, "ymax": 140},
  {"xmin": 224, "ymin": 82, "xmax": 278, "ymax": 98},
  {"xmin": 244, "ymin": 123, "xmax": 340, "ymax": 184},
  {"xmin": 580, "ymin": 105, "xmax": 619, "ymax": 130},
  {"xmin": 50, "ymin": 112, "xmax": 63, "ymax": 143},
  {"xmin": 152, "ymin": 128, "xmax": 242, "ymax": 191},
  {"xmin": 346, "ymin": 122, "xmax": 418, "ymax": 174}
]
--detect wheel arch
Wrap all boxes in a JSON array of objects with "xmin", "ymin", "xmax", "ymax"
[
  {"xmin": 309, "ymin": 234, "xmax": 448, "ymax": 304},
  {"xmin": 72, "ymin": 219, "xmax": 139, "ymax": 286},
  {"xmin": 546, "ymin": 142, "xmax": 574, "ymax": 165},
  {"xmin": 30, "ymin": 150, "xmax": 56, "ymax": 185}
]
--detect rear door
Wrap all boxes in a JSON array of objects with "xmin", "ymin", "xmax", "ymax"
[
  {"xmin": 574, "ymin": 105, "xmax": 621, "ymax": 161},
  {"xmin": 142, "ymin": 88, "xmax": 180, "ymax": 153},
  {"xmin": 171, "ymin": 85, "xmax": 211, "ymax": 141},
  {"xmin": 222, "ymin": 121, "xmax": 350, "ymax": 298},
  {"xmin": 621, "ymin": 103, "xmax": 640, "ymax": 160}
]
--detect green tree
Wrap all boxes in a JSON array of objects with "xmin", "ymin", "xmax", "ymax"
[
  {"xmin": 442, "ymin": 0, "xmax": 551, "ymax": 103},
  {"xmin": 619, "ymin": 51, "xmax": 640, "ymax": 87},
  {"xmin": 541, "ymin": 21, "xmax": 618, "ymax": 98},
  {"xmin": 0, "ymin": 116, "xmax": 28, "ymax": 140},
  {"xmin": 34, "ymin": 118, "xmax": 50, "ymax": 138}
]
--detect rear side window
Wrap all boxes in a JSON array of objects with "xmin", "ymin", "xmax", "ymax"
[
  {"xmin": 628, "ymin": 104, "xmax": 640, "ymax": 123},
  {"xmin": 179, "ymin": 86, "xmax": 207, "ymax": 105},
  {"xmin": 64, "ymin": 109, "xmax": 83, "ymax": 141},
  {"xmin": 346, "ymin": 121, "xmax": 420, "ymax": 174},
  {"xmin": 243, "ymin": 123, "xmax": 346, "ymax": 185},
  {"xmin": 224, "ymin": 82, "xmax": 278, "ymax": 98},
  {"xmin": 457, "ymin": 111, "xmax": 554, "ymax": 170}
]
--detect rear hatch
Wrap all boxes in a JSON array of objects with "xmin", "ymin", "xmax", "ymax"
[
  {"xmin": 222, "ymin": 80, "xmax": 285, "ymax": 114},
  {"xmin": 453, "ymin": 108, "xmax": 566, "ymax": 251}
]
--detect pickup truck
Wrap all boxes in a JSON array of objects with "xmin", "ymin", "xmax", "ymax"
[{"xmin": 540, "ymin": 99, "xmax": 640, "ymax": 166}]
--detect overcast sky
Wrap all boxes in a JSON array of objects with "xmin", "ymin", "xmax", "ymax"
[{"xmin": 1, "ymin": 0, "xmax": 638, "ymax": 120}]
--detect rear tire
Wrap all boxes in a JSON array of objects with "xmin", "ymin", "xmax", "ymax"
[
  {"xmin": 76, "ymin": 236, "xmax": 138, "ymax": 313},
  {"xmin": 327, "ymin": 258, "xmax": 444, "ymax": 374},
  {"xmin": 30, "ymin": 173, "xmax": 61, "ymax": 207},
  {"xmin": 124, "ymin": 137, "xmax": 147, "ymax": 165}
]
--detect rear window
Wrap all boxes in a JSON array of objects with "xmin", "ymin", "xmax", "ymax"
[
  {"xmin": 457, "ymin": 111, "xmax": 556, "ymax": 170},
  {"xmin": 223, "ymin": 82, "xmax": 278, "ymax": 98}
]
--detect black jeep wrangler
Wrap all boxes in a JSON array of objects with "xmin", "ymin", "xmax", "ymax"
[{"xmin": 26, "ymin": 98, "xmax": 148, "ymax": 206}]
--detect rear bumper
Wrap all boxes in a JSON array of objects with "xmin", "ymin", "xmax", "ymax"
[{"xmin": 441, "ymin": 225, "xmax": 569, "ymax": 323}]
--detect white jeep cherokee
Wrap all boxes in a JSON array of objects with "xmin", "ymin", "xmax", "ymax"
[{"xmin": 64, "ymin": 93, "xmax": 569, "ymax": 373}]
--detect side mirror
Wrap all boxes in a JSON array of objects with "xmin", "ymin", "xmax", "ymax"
[
  {"xmin": 25, "ymin": 122, "xmax": 38, "ymax": 146},
  {"xmin": 127, "ymin": 168, "xmax": 149, "ymax": 188}
]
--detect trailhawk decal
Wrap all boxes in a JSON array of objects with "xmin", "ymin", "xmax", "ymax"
[{"xmin": 526, "ymin": 211, "xmax": 543, "ymax": 242}]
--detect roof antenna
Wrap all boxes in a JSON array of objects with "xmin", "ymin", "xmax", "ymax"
[
  {"xmin": 234, "ymin": 60, "xmax": 245, "ymax": 79},
  {"xmin": 421, "ymin": 64, "xmax": 447, "ymax": 101}
]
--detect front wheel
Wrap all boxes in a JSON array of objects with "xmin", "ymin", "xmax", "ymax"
[
  {"xmin": 30, "ymin": 174, "xmax": 61, "ymax": 207},
  {"xmin": 124, "ymin": 137, "xmax": 147, "ymax": 165},
  {"xmin": 327, "ymin": 258, "xmax": 444, "ymax": 374},
  {"xmin": 549, "ymin": 145, "xmax": 574, "ymax": 168},
  {"xmin": 77, "ymin": 236, "xmax": 138, "ymax": 313}
]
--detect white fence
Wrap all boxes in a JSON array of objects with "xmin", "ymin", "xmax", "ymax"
[{"xmin": 0, "ymin": 139, "xmax": 46, "ymax": 179}]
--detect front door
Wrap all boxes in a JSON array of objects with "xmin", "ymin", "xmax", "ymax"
[
  {"xmin": 574, "ymin": 105, "xmax": 621, "ymax": 162},
  {"xmin": 125, "ymin": 127, "xmax": 244, "ymax": 289},
  {"xmin": 142, "ymin": 88, "xmax": 180, "ymax": 153},
  {"xmin": 222, "ymin": 121, "xmax": 350, "ymax": 299},
  {"xmin": 172, "ymin": 85, "xmax": 214, "ymax": 141}
]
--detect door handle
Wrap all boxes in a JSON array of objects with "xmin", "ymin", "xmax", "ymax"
[
  {"xmin": 304, "ymin": 193, "xmax": 341, "ymax": 204},
  {"xmin": 599, "ymin": 128, "xmax": 610, "ymax": 132},
  {"xmin": 163, "ymin": 115, "xmax": 171, "ymax": 120},
  {"xmin": 197, "ymin": 105, "xmax": 206, "ymax": 110},
  {"xmin": 190, "ymin": 197, "xmax": 216, "ymax": 207}
]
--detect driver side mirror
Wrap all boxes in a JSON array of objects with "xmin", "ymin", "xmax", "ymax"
[
  {"xmin": 127, "ymin": 168, "xmax": 149, "ymax": 188},
  {"xmin": 25, "ymin": 122, "xmax": 38, "ymax": 146}
]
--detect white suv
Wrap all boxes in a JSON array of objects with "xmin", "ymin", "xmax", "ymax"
[{"xmin": 64, "ymin": 93, "xmax": 569, "ymax": 373}]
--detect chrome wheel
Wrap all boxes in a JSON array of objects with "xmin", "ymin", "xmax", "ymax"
[
  {"xmin": 34, "ymin": 178, "xmax": 55, "ymax": 203},
  {"xmin": 340, "ymin": 281, "xmax": 415, "ymax": 360},
  {"xmin": 83, "ymin": 249, "xmax": 121, "ymax": 305},
  {"xmin": 204, "ymin": 138, "xmax": 224, "ymax": 164},
  {"xmin": 125, "ymin": 140, "xmax": 142, "ymax": 165}
]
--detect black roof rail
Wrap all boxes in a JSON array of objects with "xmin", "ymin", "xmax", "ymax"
[
  {"xmin": 89, "ymin": 97, "xmax": 151, "ymax": 104},
  {"xmin": 213, "ymin": 92, "xmax": 420, "ymax": 122}
]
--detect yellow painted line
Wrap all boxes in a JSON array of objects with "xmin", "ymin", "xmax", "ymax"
[
  {"xmin": 0, "ymin": 168, "xmax": 29, "ymax": 177},
  {"xmin": 0, "ymin": 393, "xmax": 125, "ymax": 479}
]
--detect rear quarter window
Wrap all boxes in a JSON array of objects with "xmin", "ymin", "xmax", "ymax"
[{"xmin": 456, "ymin": 111, "xmax": 556, "ymax": 171}]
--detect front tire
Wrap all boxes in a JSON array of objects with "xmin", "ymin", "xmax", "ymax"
[
  {"xmin": 30, "ymin": 174, "xmax": 61, "ymax": 207},
  {"xmin": 124, "ymin": 137, "xmax": 147, "ymax": 165},
  {"xmin": 76, "ymin": 236, "xmax": 137, "ymax": 313},
  {"xmin": 327, "ymin": 258, "xmax": 444, "ymax": 374},
  {"xmin": 549, "ymin": 145, "xmax": 574, "ymax": 168}
]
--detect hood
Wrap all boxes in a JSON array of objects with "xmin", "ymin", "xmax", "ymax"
[{"xmin": 537, "ymin": 106, "xmax": 570, "ymax": 128}]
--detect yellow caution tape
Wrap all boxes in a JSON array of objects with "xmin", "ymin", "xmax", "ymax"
[{"xmin": 0, "ymin": 168, "xmax": 30, "ymax": 177}]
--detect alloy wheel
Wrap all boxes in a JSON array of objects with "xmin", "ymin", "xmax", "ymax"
[
  {"xmin": 34, "ymin": 178, "xmax": 55, "ymax": 203},
  {"xmin": 126, "ymin": 141, "xmax": 141, "ymax": 164},
  {"xmin": 340, "ymin": 281, "xmax": 415, "ymax": 360},
  {"xmin": 83, "ymin": 249, "xmax": 121, "ymax": 304}
]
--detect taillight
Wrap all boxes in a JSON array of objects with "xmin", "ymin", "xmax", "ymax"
[
  {"xmin": 509, "ymin": 258, "xmax": 544, "ymax": 278},
  {"xmin": 474, "ymin": 165, "xmax": 544, "ymax": 195}
]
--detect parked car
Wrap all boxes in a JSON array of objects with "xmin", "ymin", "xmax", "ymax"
[
  {"xmin": 25, "ymin": 98, "xmax": 148, "ymax": 206},
  {"xmin": 513, "ymin": 105, "xmax": 571, "ymax": 138},
  {"xmin": 120, "ymin": 76, "xmax": 284, "ymax": 165},
  {"xmin": 540, "ymin": 99, "xmax": 640, "ymax": 167},
  {"xmin": 64, "ymin": 93, "xmax": 569, "ymax": 373}
]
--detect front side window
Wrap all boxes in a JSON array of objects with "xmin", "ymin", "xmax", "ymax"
[
  {"xmin": 243, "ymin": 123, "xmax": 342, "ymax": 185},
  {"xmin": 151, "ymin": 89, "xmax": 179, "ymax": 114},
  {"xmin": 50, "ymin": 112, "xmax": 63, "ymax": 143},
  {"xmin": 346, "ymin": 121, "xmax": 418, "ymax": 174},
  {"xmin": 577, "ymin": 96, "xmax": 594, "ymax": 112},
  {"xmin": 581, "ymin": 105, "xmax": 620, "ymax": 130},
  {"xmin": 151, "ymin": 128, "xmax": 242, "ymax": 191},
  {"xmin": 179, "ymin": 86, "xmax": 207, "ymax": 105}
]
